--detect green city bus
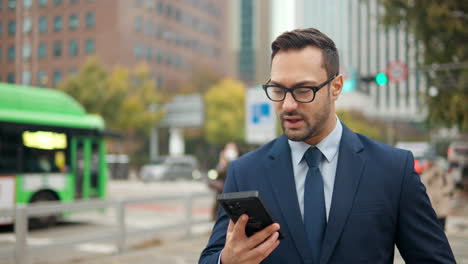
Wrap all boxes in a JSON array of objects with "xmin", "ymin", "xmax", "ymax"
[{"xmin": 0, "ymin": 82, "xmax": 108, "ymax": 227}]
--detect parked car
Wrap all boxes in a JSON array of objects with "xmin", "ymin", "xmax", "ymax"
[
  {"xmin": 447, "ymin": 140, "xmax": 468, "ymax": 188},
  {"xmin": 140, "ymin": 155, "xmax": 200, "ymax": 182},
  {"xmin": 395, "ymin": 141, "xmax": 435, "ymax": 174}
]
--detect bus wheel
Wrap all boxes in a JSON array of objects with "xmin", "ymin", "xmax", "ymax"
[{"xmin": 29, "ymin": 191, "xmax": 59, "ymax": 229}]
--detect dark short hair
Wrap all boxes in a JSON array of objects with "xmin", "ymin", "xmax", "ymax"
[{"xmin": 271, "ymin": 28, "xmax": 339, "ymax": 78}]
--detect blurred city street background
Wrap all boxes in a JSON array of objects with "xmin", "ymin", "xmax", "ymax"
[
  {"xmin": 0, "ymin": 0, "xmax": 467, "ymax": 263},
  {"xmin": 1, "ymin": 180, "xmax": 468, "ymax": 264}
]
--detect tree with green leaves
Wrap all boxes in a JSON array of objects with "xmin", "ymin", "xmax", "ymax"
[
  {"xmin": 58, "ymin": 57, "xmax": 164, "ymax": 165},
  {"xmin": 380, "ymin": 0, "xmax": 468, "ymax": 132},
  {"xmin": 204, "ymin": 78, "xmax": 246, "ymax": 145},
  {"xmin": 59, "ymin": 57, "xmax": 163, "ymax": 134},
  {"xmin": 337, "ymin": 110, "xmax": 387, "ymax": 142}
]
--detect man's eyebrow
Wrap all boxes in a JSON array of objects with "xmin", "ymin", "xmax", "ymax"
[{"xmin": 268, "ymin": 79, "xmax": 320, "ymax": 87}]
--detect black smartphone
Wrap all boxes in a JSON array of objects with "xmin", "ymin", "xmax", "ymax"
[{"xmin": 217, "ymin": 191, "xmax": 283, "ymax": 239}]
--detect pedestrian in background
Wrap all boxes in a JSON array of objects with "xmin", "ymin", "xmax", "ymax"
[
  {"xmin": 208, "ymin": 142, "xmax": 239, "ymax": 220},
  {"xmin": 421, "ymin": 154, "xmax": 454, "ymax": 231}
]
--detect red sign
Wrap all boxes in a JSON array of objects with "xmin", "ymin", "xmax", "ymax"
[{"xmin": 386, "ymin": 61, "xmax": 408, "ymax": 83}]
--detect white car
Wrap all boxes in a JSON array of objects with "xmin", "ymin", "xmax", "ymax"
[{"xmin": 140, "ymin": 155, "xmax": 199, "ymax": 182}]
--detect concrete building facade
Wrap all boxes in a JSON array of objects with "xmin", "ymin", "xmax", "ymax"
[
  {"xmin": 0, "ymin": 0, "xmax": 227, "ymax": 90},
  {"xmin": 227, "ymin": 0, "xmax": 271, "ymax": 86},
  {"xmin": 292, "ymin": 0, "xmax": 427, "ymax": 121}
]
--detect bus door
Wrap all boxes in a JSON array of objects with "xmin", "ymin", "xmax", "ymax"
[{"xmin": 72, "ymin": 136, "xmax": 105, "ymax": 200}]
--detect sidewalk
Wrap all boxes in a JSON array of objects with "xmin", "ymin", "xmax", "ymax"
[
  {"xmin": 40, "ymin": 192, "xmax": 468, "ymax": 264},
  {"xmin": 53, "ymin": 232, "xmax": 468, "ymax": 264}
]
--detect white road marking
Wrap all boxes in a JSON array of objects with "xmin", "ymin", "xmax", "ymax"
[{"xmin": 76, "ymin": 243, "xmax": 117, "ymax": 254}]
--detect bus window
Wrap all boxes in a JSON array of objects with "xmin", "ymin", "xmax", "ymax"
[
  {"xmin": 22, "ymin": 130, "xmax": 69, "ymax": 173},
  {"xmin": 0, "ymin": 127, "xmax": 21, "ymax": 173},
  {"xmin": 24, "ymin": 148, "xmax": 66, "ymax": 173}
]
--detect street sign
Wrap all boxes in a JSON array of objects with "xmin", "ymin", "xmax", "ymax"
[
  {"xmin": 160, "ymin": 93, "xmax": 204, "ymax": 128},
  {"xmin": 386, "ymin": 61, "xmax": 408, "ymax": 83},
  {"xmin": 245, "ymin": 86, "xmax": 277, "ymax": 144}
]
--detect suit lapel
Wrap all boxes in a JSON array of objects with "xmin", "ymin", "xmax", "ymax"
[
  {"xmin": 320, "ymin": 125, "xmax": 366, "ymax": 264},
  {"xmin": 264, "ymin": 135, "xmax": 314, "ymax": 262}
]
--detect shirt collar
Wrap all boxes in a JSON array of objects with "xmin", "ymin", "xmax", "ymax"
[{"xmin": 288, "ymin": 117, "xmax": 343, "ymax": 165}]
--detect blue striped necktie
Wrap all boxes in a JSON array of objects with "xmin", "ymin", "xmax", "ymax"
[{"xmin": 303, "ymin": 147, "xmax": 326, "ymax": 264}]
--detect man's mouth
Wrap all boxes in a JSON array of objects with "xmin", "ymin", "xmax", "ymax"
[
  {"xmin": 284, "ymin": 117, "xmax": 302, "ymax": 123},
  {"xmin": 283, "ymin": 117, "xmax": 304, "ymax": 128}
]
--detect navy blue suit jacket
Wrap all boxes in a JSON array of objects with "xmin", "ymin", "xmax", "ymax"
[{"xmin": 200, "ymin": 124, "xmax": 455, "ymax": 263}]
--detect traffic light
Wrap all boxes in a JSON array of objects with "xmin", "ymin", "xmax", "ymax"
[
  {"xmin": 360, "ymin": 72, "xmax": 388, "ymax": 86},
  {"xmin": 375, "ymin": 72, "xmax": 388, "ymax": 86}
]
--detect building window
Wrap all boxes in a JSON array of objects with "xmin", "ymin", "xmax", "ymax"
[
  {"xmin": 22, "ymin": 71, "xmax": 31, "ymax": 85},
  {"xmin": 155, "ymin": 49, "xmax": 162, "ymax": 64},
  {"xmin": 145, "ymin": 21, "xmax": 152, "ymax": 36},
  {"xmin": 22, "ymin": 43, "xmax": 31, "ymax": 60},
  {"xmin": 0, "ymin": 22, "xmax": 3, "ymax": 36},
  {"xmin": 39, "ymin": 0, "xmax": 48, "ymax": 7},
  {"xmin": 38, "ymin": 43, "xmax": 47, "ymax": 58},
  {"xmin": 23, "ymin": 0, "xmax": 32, "ymax": 8},
  {"xmin": 8, "ymin": 45, "xmax": 15, "ymax": 61},
  {"xmin": 0, "ymin": 47, "xmax": 2, "ymax": 61},
  {"xmin": 165, "ymin": 54, "xmax": 172, "ymax": 66},
  {"xmin": 53, "ymin": 71, "xmax": 62, "ymax": 86},
  {"xmin": 69, "ymin": 14, "xmax": 79, "ymax": 30},
  {"xmin": 53, "ymin": 41, "xmax": 62, "ymax": 57},
  {"xmin": 85, "ymin": 12, "xmax": 95, "ymax": 28},
  {"xmin": 23, "ymin": 18, "xmax": 32, "ymax": 34},
  {"xmin": 7, "ymin": 73, "xmax": 15, "ymax": 83},
  {"xmin": 0, "ymin": 0, "xmax": 3, "ymax": 11},
  {"xmin": 68, "ymin": 39, "xmax": 78, "ymax": 56},
  {"xmin": 175, "ymin": 8, "xmax": 181, "ymax": 22},
  {"xmin": 134, "ymin": 17, "xmax": 142, "ymax": 32},
  {"xmin": 145, "ymin": 46, "xmax": 152, "ymax": 60},
  {"xmin": 157, "ymin": 1, "xmax": 163, "ymax": 14},
  {"xmin": 166, "ymin": 4, "xmax": 172, "ymax": 17},
  {"xmin": 37, "ymin": 71, "xmax": 47, "ymax": 86},
  {"xmin": 54, "ymin": 16, "xmax": 63, "ymax": 32},
  {"xmin": 134, "ymin": 43, "xmax": 142, "ymax": 58},
  {"xmin": 156, "ymin": 24, "xmax": 163, "ymax": 39},
  {"xmin": 85, "ymin": 39, "xmax": 95, "ymax": 53},
  {"xmin": 8, "ymin": 20, "xmax": 16, "ymax": 36},
  {"xmin": 8, "ymin": 0, "xmax": 15, "ymax": 10},
  {"xmin": 69, "ymin": 0, "xmax": 78, "ymax": 4},
  {"xmin": 54, "ymin": 0, "xmax": 62, "ymax": 5},
  {"xmin": 135, "ymin": 0, "xmax": 142, "ymax": 7},
  {"xmin": 174, "ymin": 55, "xmax": 181, "ymax": 68},
  {"xmin": 157, "ymin": 76, "xmax": 163, "ymax": 89},
  {"xmin": 39, "ymin": 17, "xmax": 47, "ymax": 33},
  {"xmin": 144, "ymin": 0, "xmax": 153, "ymax": 9}
]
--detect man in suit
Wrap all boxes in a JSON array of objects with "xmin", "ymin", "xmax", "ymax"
[{"xmin": 199, "ymin": 28, "xmax": 455, "ymax": 264}]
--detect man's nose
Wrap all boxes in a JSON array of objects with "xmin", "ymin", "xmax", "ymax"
[{"xmin": 282, "ymin": 92, "xmax": 298, "ymax": 112}]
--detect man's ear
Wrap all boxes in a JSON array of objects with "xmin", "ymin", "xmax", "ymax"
[{"xmin": 331, "ymin": 74, "xmax": 343, "ymax": 99}]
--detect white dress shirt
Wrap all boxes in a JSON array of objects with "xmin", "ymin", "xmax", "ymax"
[{"xmin": 288, "ymin": 119, "xmax": 342, "ymax": 221}]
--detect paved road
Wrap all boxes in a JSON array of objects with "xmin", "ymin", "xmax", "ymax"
[
  {"xmin": 1, "ymin": 180, "xmax": 467, "ymax": 263},
  {"xmin": 22, "ymin": 231, "xmax": 468, "ymax": 264},
  {"xmin": 0, "ymin": 180, "xmax": 215, "ymax": 264},
  {"xmin": 62, "ymin": 187, "xmax": 468, "ymax": 264}
]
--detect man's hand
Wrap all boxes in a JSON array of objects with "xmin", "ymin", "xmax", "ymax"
[{"xmin": 221, "ymin": 214, "xmax": 281, "ymax": 264}]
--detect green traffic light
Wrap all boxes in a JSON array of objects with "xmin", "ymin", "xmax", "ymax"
[{"xmin": 375, "ymin": 73, "xmax": 388, "ymax": 86}]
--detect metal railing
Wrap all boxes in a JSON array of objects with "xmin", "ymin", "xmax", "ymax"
[{"xmin": 0, "ymin": 192, "xmax": 213, "ymax": 264}]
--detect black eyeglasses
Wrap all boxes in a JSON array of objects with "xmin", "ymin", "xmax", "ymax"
[{"xmin": 262, "ymin": 75, "xmax": 337, "ymax": 103}]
